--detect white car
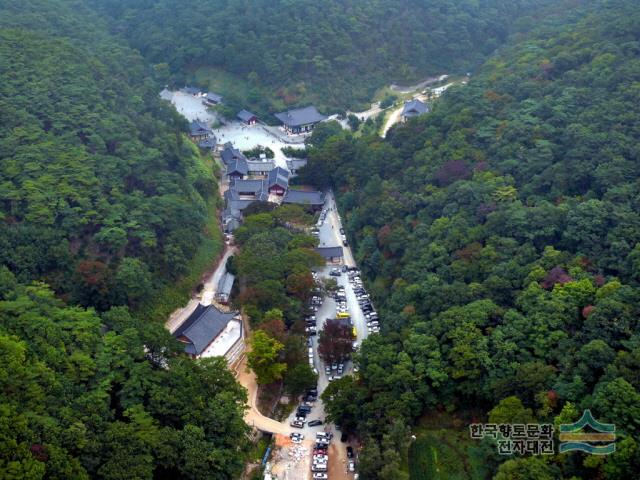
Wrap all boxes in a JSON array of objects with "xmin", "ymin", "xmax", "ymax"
[
  {"xmin": 348, "ymin": 460, "xmax": 356, "ymax": 472},
  {"xmin": 313, "ymin": 473, "xmax": 328, "ymax": 480}
]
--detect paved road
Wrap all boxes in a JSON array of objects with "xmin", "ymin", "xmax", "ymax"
[{"xmin": 239, "ymin": 193, "xmax": 362, "ymax": 479}]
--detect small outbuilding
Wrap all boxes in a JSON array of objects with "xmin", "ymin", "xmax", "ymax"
[
  {"xmin": 203, "ymin": 92, "xmax": 223, "ymax": 105},
  {"xmin": 216, "ymin": 272, "xmax": 235, "ymax": 304},
  {"xmin": 401, "ymin": 99, "xmax": 429, "ymax": 122},
  {"xmin": 315, "ymin": 246, "xmax": 344, "ymax": 264},
  {"xmin": 282, "ymin": 189, "xmax": 324, "ymax": 211},
  {"xmin": 237, "ymin": 109, "xmax": 258, "ymax": 125}
]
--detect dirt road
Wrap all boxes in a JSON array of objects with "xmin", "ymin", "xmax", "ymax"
[
  {"xmin": 237, "ymin": 356, "xmax": 293, "ymax": 435},
  {"xmin": 164, "ymin": 244, "xmax": 236, "ymax": 333},
  {"xmin": 381, "ymin": 104, "xmax": 404, "ymax": 138}
]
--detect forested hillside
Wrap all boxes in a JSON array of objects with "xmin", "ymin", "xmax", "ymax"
[
  {"xmin": 0, "ymin": 2, "xmax": 249, "ymax": 478},
  {"xmin": 301, "ymin": 0, "xmax": 640, "ymax": 477},
  {"xmin": 0, "ymin": 270, "xmax": 248, "ymax": 479},
  {"xmin": 0, "ymin": 3, "xmax": 217, "ymax": 311},
  {"xmin": 91, "ymin": 0, "xmax": 552, "ymax": 111}
]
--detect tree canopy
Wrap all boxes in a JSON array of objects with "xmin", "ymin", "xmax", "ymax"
[
  {"xmin": 90, "ymin": 0, "xmax": 556, "ymax": 112},
  {"xmin": 312, "ymin": 1, "xmax": 640, "ymax": 478}
]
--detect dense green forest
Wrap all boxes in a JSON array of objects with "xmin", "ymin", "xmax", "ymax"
[
  {"xmin": 0, "ymin": 2, "xmax": 248, "ymax": 478},
  {"xmin": 300, "ymin": 0, "xmax": 640, "ymax": 478},
  {"xmin": 90, "ymin": 0, "xmax": 553, "ymax": 112},
  {"xmin": 0, "ymin": 3, "xmax": 217, "ymax": 312},
  {"xmin": 3, "ymin": 0, "xmax": 640, "ymax": 478},
  {"xmin": 0, "ymin": 269, "xmax": 248, "ymax": 479}
]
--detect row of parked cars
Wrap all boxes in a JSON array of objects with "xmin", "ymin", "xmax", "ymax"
[
  {"xmin": 324, "ymin": 360, "xmax": 346, "ymax": 382},
  {"xmin": 311, "ymin": 431, "xmax": 333, "ymax": 475},
  {"xmin": 348, "ymin": 269, "xmax": 379, "ymax": 334},
  {"xmin": 305, "ymin": 282, "xmax": 323, "ymax": 335},
  {"xmin": 290, "ymin": 390, "xmax": 324, "ymax": 429}
]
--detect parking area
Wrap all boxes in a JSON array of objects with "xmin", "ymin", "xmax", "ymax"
[{"xmin": 281, "ymin": 195, "xmax": 378, "ymax": 479}]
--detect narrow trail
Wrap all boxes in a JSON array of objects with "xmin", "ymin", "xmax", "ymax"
[{"xmin": 237, "ymin": 356, "xmax": 293, "ymax": 436}]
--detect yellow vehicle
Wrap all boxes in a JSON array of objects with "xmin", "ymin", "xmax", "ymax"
[
  {"xmin": 352, "ymin": 327, "xmax": 357, "ymax": 338},
  {"xmin": 336, "ymin": 312, "xmax": 351, "ymax": 319}
]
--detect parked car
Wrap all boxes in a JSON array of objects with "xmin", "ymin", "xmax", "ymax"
[
  {"xmin": 298, "ymin": 404, "xmax": 312, "ymax": 413},
  {"xmin": 290, "ymin": 420, "xmax": 304, "ymax": 428},
  {"xmin": 347, "ymin": 446, "xmax": 354, "ymax": 458},
  {"xmin": 348, "ymin": 460, "xmax": 356, "ymax": 472},
  {"xmin": 308, "ymin": 419, "xmax": 323, "ymax": 427},
  {"xmin": 313, "ymin": 473, "xmax": 328, "ymax": 480}
]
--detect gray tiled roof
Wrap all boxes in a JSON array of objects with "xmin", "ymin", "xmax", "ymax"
[
  {"xmin": 286, "ymin": 158, "xmax": 308, "ymax": 171},
  {"xmin": 402, "ymin": 99, "xmax": 429, "ymax": 117},
  {"xmin": 204, "ymin": 92, "xmax": 223, "ymax": 103},
  {"xmin": 189, "ymin": 120, "xmax": 212, "ymax": 136},
  {"xmin": 227, "ymin": 155, "xmax": 248, "ymax": 176},
  {"xmin": 247, "ymin": 160, "xmax": 275, "ymax": 173},
  {"xmin": 198, "ymin": 137, "xmax": 217, "ymax": 149},
  {"xmin": 315, "ymin": 246, "xmax": 344, "ymax": 259},
  {"xmin": 282, "ymin": 189, "xmax": 324, "ymax": 205},
  {"xmin": 218, "ymin": 272, "xmax": 235, "ymax": 296},
  {"xmin": 267, "ymin": 167, "xmax": 289, "ymax": 190},
  {"xmin": 231, "ymin": 179, "xmax": 264, "ymax": 194},
  {"xmin": 221, "ymin": 145, "xmax": 246, "ymax": 166},
  {"xmin": 237, "ymin": 109, "xmax": 257, "ymax": 122},
  {"xmin": 274, "ymin": 106, "xmax": 326, "ymax": 127},
  {"xmin": 174, "ymin": 304, "xmax": 238, "ymax": 356}
]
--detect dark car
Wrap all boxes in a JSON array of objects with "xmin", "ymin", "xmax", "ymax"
[
  {"xmin": 341, "ymin": 432, "xmax": 348, "ymax": 443},
  {"xmin": 298, "ymin": 405, "xmax": 312, "ymax": 413},
  {"xmin": 346, "ymin": 446, "xmax": 354, "ymax": 458},
  {"xmin": 308, "ymin": 419, "xmax": 323, "ymax": 427}
]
